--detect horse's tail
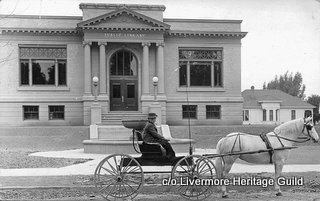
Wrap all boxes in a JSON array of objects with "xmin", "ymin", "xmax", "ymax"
[{"xmin": 215, "ymin": 137, "xmax": 225, "ymax": 179}]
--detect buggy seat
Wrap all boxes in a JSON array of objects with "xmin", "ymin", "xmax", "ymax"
[{"xmin": 134, "ymin": 130, "xmax": 166, "ymax": 158}]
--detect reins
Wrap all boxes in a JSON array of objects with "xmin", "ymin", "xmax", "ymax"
[{"xmin": 271, "ymin": 133, "xmax": 310, "ymax": 143}]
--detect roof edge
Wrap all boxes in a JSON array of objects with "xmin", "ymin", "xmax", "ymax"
[
  {"xmin": 0, "ymin": 14, "xmax": 82, "ymax": 20},
  {"xmin": 164, "ymin": 18, "xmax": 243, "ymax": 23},
  {"xmin": 79, "ymin": 3, "xmax": 166, "ymax": 11}
]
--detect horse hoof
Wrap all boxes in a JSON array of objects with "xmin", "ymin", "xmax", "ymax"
[
  {"xmin": 276, "ymin": 192, "xmax": 282, "ymax": 196},
  {"xmin": 222, "ymin": 194, "xmax": 229, "ymax": 198}
]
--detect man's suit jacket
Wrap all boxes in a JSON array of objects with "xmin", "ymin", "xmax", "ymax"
[{"xmin": 142, "ymin": 121, "xmax": 164, "ymax": 143}]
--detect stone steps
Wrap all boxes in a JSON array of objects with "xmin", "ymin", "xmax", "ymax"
[{"xmin": 101, "ymin": 113, "xmax": 147, "ymax": 125}]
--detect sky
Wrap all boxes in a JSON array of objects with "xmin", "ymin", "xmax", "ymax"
[{"xmin": 0, "ymin": 0, "xmax": 319, "ymax": 97}]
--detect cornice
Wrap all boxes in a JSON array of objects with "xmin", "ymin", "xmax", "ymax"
[
  {"xmin": 164, "ymin": 18, "xmax": 243, "ymax": 24},
  {"xmin": 0, "ymin": 14, "xmax": 82, "ymax": 20},
  {"xmin": 79, "ymin": 26, "xmax": 167, "ymax": 32},
  {"xmin": 166, "ymin": 31, "xmax": 247, "ymax": 38},
  {"xmin": 0, "ymin": 28, "xmax": 79, "ymax": 35},
  {"xmin": 79, "ymin": 3, "xmax": 166, "ymax": 11}
]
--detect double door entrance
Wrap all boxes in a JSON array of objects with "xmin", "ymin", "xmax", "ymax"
[{"xmin": 110, "ymin": 78, "xmax": 138, "ymax": 111}]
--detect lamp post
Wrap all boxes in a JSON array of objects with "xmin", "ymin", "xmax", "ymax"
[
  {"xmin": 152, "ymin": 76, "xmax": 159, "ymax": 102},
  {"xmin": 92, "ymin": 76, "xmax": 99, "ymax": 102}
]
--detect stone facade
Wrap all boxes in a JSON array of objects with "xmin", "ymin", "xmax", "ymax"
[{"xmin": 0, "ymin": 3, "xmax": 246, "ymax": 126}]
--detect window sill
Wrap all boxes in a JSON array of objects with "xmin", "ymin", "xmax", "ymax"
[
  {"xmin": 176, "ymin": 87, "xmax": 225, "ymax": 92},
  {"xmin": 17, "ymin": 86, "xmax": 70, "ymax": 91}
]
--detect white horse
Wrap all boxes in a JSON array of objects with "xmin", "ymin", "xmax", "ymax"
[{"xmin": 215, "ymin": 116, "xmax": 319, "ymax": 198}]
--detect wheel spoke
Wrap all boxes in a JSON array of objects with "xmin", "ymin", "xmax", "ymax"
[
  {"xmin": 124, "ymin": 178, "xmax": 142, "ymax": 185},
  {"xmin": 105, "ymin": 159, "xmax": 118, "ymax": 174},
  {"xmin": 122, "ymin": 179, "xmax": 138, "ymax": 194},
  {"xmin": 96, "ymin": 177, "xmax": 114, "ymax": 186},
  {"xmin": 124, "ymin": 166, "xmax": 140, "ymax": 174},
  {"xmin": 100, "ymin": 166, "xmax": 117, "ymax": 176},
  {"xmin": 121, "ymin": 158, "xmax": 134, "ymax": 173},
  {"xmin": 198, "ymin": 167, "xmax": 211, "ymax": 176}
]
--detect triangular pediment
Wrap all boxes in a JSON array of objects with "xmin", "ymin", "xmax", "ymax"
[{"xmin": 77, "ymin": 8, "xmax": 170, "ymax": 31}]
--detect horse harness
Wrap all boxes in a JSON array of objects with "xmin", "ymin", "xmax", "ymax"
[
  {"xmin": 228, "ymin": 118, "xmax": 314, "ymax": 164},
  {"xmin": 230, "ymin": 132, "xmax": 285, "ymax": 164}
]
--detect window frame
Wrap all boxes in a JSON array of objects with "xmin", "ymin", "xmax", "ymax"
[
  {"xmin": 19, "ymin": 45, "xmax": 67, "ymax": 87},
  {"xmin": 110, "ymin": 49, "xmax": 138, "ymax": 77},
  {"xmin": 182, "ymin": 105, "xmax": 198, "ymax": 119},
  {"xmin": 206, "ymin": 105, "xmax": 221, "ymax": 119},
  {"xmin": 48, "ymin": 105, "xmax": 65, "ymax": 120},
  {"xmin": 291, "ymin": 110, "xmax": 296, "ymax": 120},
  {"xmin": 243, "ymin": 110, "xmax": 249, "ymax": 121},
  {"xmin": 23, "ymin": 105, "xmax": 39, "ymax": 120},
  {"xmin": 269, "ymin": 110, "xmax": 273, "ymax": 121},
  {"xmin": 178, "ymin": 48, "xmax": 223, "ymax": 88},
  {"xmin": 263, "ymin": 109, "xmax": 267, "ymax": 121}
]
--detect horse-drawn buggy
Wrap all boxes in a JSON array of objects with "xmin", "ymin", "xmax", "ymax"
[{"xmin": 93, "ymin": 116, "xmax": 319, "ymax": 200}]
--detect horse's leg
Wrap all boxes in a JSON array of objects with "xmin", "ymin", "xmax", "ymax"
[
  {"xmin": 274, "ymin": 162, "xmax": 284, "ymax": 196},
  {"xmin": 216, "ymin": 156, "xmax": 237, "ymax": 198},
  {"xmin": 273, "ymin": 150, "xmax": 289, "ymax": 196},
  {"xmin": 215, "ymin": 157, "xmax": 225, "ymax": 197}
]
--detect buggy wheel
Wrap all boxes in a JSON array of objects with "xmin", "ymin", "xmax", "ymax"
[
  {"xmin": 94, "ymin": 154, "xmax": 144, "ymax": 200},
  {"xmin": 171, "ymin": 155, "xmax": 216, "ymax": 200}
]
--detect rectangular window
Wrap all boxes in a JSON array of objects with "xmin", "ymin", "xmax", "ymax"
[
  {"xmin": 243, "ymin": 110, "xmax": 249, "ymax": 121},
  {"xmin": 206, "ymin": 105, "xmax": 221, "ymax": 119},
  {"xmin": 179, "ymin": 49, "xmax": 223, "ymax": 87},
  {"xmin": 182, "ymin": 105, "xmax": 197, "ymax": 119},
  {"xmin": 269, "ymin": 110, "xmax": 273, "ymax": 121},
  {"xmin": 49, "ymin": 106, "xmax": 65, "ymax": 120},
  {"xmin": 291, "ymin": 110, "xmax": 296, "ymax": 120},
  {"xmin": 20, "ymin": 60, "xmax": 29, "ymax": 85},
  {"xmin": 20, "ymin": 46, "xmax": 67, "ymax": 86},
  {"xmin": 214, "ymin": 62, "xmax": 222, "ymax": 87},
  {"xmin": 190, "ymin": 62, "xmax": 211, "ymax": 86},
  {"xmin": 23, "ymin": 106, "xmax": 39, "ymax": 120},
  {"xmin": 263, "ymin": 109, "xmax": 267, "ymax": 121},
  {"xmin": 32, "ymin": 60, "xmax": 55, "ymax": 85},
  {"xmin": 179, "ymin": 61, "xmax": 187, "ymax": 86}
]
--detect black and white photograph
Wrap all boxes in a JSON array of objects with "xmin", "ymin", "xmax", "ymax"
[{"xmin": 0, "ymin": 0, "xmax": 319, "ymax": 200}]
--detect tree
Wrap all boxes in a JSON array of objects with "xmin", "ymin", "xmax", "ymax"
[
  {"xmin": 307, "ymin": 95, "xmax": 320, "ymax": 123},
  {"xmin": 263, "ymin": 71, "xmax": 306, "ymax": 99}
]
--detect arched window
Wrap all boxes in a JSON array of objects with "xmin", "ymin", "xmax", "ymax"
[{"xmin": 110, "ymin": 50, "xmax": 137, "ymax": 76}]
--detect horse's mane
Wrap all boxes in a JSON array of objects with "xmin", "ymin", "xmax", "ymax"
[{"xmin": 273, "ymin": 118, "xmax": 302, "ymax": 136}]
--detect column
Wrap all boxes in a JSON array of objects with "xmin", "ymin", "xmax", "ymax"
[
  {"xmin": 99, "ymin": 42, "xmax": 107, "ymax": 95},
  {"xmin": 156, "ymin": 42, "xmax": 165, "ymax": 94},
  {"xmin": 142, "ymin": 42, "xmax": 150, "ymax": 94},
  {"xmin": 83, "ymin": 41, "xmax": 92, "ymax": 95}
]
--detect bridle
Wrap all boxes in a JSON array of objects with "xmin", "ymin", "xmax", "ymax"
[
  {"xmin": 301, "ymin": 118, "xmax": 315, "ymax": 140},
  {"xmin": 272, "ymin": 118, "xmax": 315, "ymax": 143}
]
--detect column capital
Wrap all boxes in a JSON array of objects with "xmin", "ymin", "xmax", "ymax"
[
  {"xmin": 142, "ymin": 42, "xmax": 151, "ymax": 47},
  {"xmin": 156, "ymin": 42, "xmax": 165, "ymax": 47},
  {"xmin": 98, "ymin": 42, "xmax": 108, "ymax": 46},
  {"xmin": 83, "ymin": 41, "xmax": 92, "ymax": 47}
]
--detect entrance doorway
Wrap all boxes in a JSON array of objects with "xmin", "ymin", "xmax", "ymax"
[{"xmin": 109, "ymin": 49, "xmax": 138, "ymax": 111}]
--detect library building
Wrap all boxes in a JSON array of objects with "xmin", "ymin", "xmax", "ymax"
[{"xmin": 0, "ymin": 3, "xmax": 247, "ymax": 127}]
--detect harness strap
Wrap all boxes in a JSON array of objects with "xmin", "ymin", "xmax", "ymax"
[
  {"xmin": 259, "ymin": 133, "xmax": 274, "ymax": 164},
  {"xmin": 231, "ymin": 133, "xmax": 242, "ymax": 153}
]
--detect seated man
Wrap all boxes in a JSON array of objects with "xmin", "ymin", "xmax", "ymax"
[{"xmin": 142, "ymin": 113, "xmax": 176, "ymax": 161}]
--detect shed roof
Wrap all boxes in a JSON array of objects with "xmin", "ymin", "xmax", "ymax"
[{"xmin": 242, "ymin": 89, "xmax": 315, "ymax": 109}]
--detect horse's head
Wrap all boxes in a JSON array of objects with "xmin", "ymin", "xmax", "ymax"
[{"xmin": 302, "ymin": 116, "xmax": 319, "ymax": 143}]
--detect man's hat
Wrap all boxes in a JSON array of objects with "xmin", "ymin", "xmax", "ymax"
[{"xmin": 147, "ymin": 113, "xmax": 158, "ymax": 119}]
